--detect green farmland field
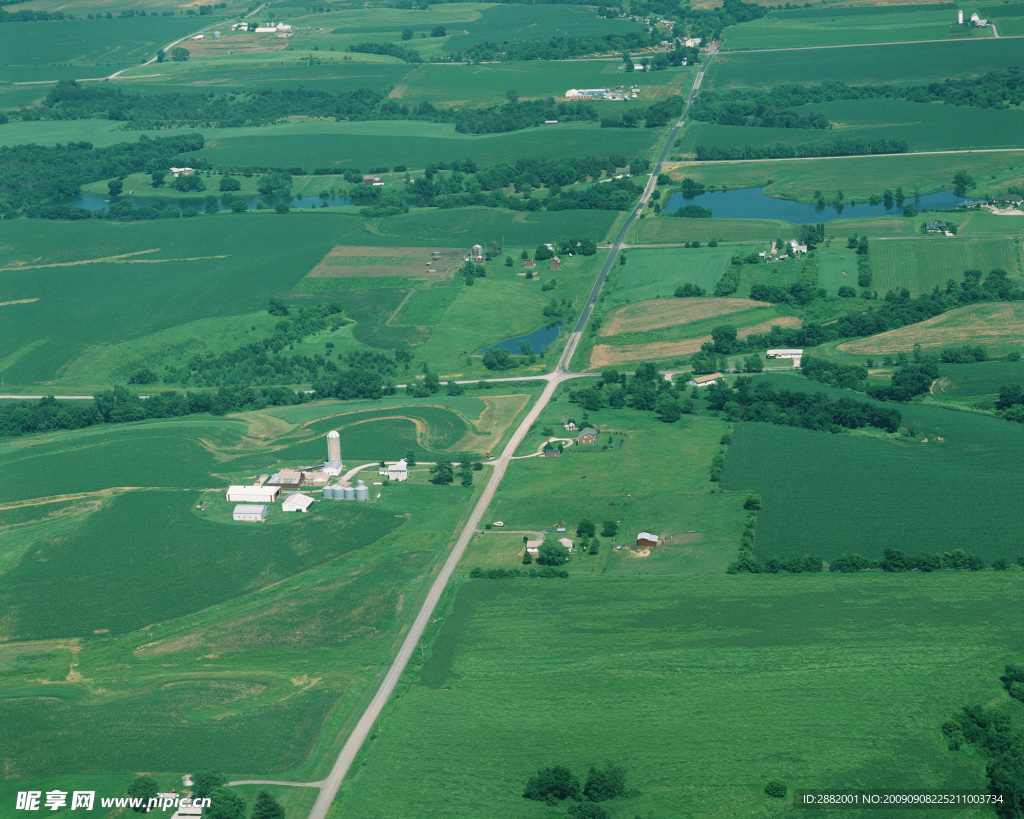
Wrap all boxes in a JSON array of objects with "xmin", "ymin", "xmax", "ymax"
[
  {"xmin": 333, "ymin": 571, "xmax": 1021, "ymax": 818},
  {"xmin": 871, "ymin": 237, "xmax": 1023, "ymax": 295},
  {"xmin": 391, "ymin": 61, "xmax": 694, "ymax": 107},
  {"xmin": 608, "ymin": 246, "xmax": 737, "ymax": 302},
  {"xmin": 376, "ymin": 207, "xmax": 619, "ymax": 246},
  {"xmin": 932, "ymin": 360, "xmax": 1024, "ymax": 404},
  {"xmin": 723, "ymin": 4, "xmax": 991, "ymax": 50},
  {"xmin": 0, "ymin": 16, "xmax": 201, "ymax": 81},
  {"xmin": 705, "ymin": 37, "xmax": 1024, "ymax": 90},
  {"xmin": 442, "ymin": 4, "xmax": 645, "ymax": 51},
  {"xmin": 722, "ymin": 386, "xmax": 1024, "ymax": 563},
  {"xmin": 193, "ymin": 120, "xmax": 662, "ymax": 172},
  {"xmin": 678, "ymin": 101, "xmax": 1024, "ymax": 155},
  {"xmin": 665, "ymin": 150, "xmax": 1024, "ymax": 202},
  {"xmin": 632, "ymin": 215, "xmax": 795, "ymax": 244}
]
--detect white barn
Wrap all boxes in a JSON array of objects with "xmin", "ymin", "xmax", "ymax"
[
  {"xmin": 233, "ymin": 504, "xmax": 268, "ymax": 522},
  {"xmin": 324, "ymin": 459, "xmax": 342, "ymax": 477},
  {"xmin": 282, "ymin": 493, "xmax": 315, "ymax": 513},
  {"xmin": 226, "ymin": 485, "xmax": 280, "ymax": 503}
]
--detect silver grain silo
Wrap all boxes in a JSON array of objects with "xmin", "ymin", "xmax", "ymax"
[
  {"xmin": 355, "ymin": 480, "xmax": 369, "ymax": 501},
  {"xmin": 343, "ymin": 485, "xmax": 356, "ymax": 500}
]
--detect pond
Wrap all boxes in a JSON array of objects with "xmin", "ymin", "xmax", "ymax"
[
  {"xmin": 478, "ymin": 322, "xmax": 565, "ymax": 355},
  {"xmin": 660, "ymin": 186, "xmax": 967, "ymax": 224},
  {"xmin": 59, "ymin": 191, "xmax": 359, "ymax": 212}
]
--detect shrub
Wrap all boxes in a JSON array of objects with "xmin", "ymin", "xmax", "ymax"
[
  {"xmin": 764, "ymin": 780, "xmax": 787, "ymax": 798},
  {"xmin": 523, "ymin": 765, "xmax": 580, "ymax": 802}
]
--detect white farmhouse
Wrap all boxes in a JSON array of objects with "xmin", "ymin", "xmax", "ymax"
[{"xmin": 380, "ymin": 458, "xmax": 409, "ymax": 481}]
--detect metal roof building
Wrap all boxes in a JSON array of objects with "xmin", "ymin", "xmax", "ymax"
[
  {"xmin": 233, "ymin": 504, "xmax": 268, "ymax": 522},
  {"xmin": 282, "ymin": 493, "xmax": 315, "ymax": 513},
  {"xmin": 226, "ymin": 485, "xmax": 280, "ymax": 504}
]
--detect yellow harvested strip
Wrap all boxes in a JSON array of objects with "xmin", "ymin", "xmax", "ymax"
[
  {"xmin": 590, "ymin": 316, "xmax": 803, "ymax": 367},
  {"xmin": 0, "ymin": 249, "xmax": 228, "ymax": 272},
  {"xmin": 0, "ymin": 298, "xmax": 39, "ymax": 306},
  {"xmin": 600, "ymin": 297, "xmax": 770, "ymax": 336}
]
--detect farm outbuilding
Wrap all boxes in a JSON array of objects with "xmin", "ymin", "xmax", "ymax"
[
  {"xmin": 548, "ymin": 256, "xmax": 562, "ymax": 271},
  {"xmin": 324, "ymin": 460, "xmax": 342, "ymax": 477},
  {"xmin": 267, "ymin": 469, "xmax": 303, "ymax": 490},
  {"xmin": 282, "ymin": 493, "xmax": 315, "ymax": 513},
  {"xmin": 636, "ymin": 532, "xmax": 659, "ymax": 547},
  {"xmin": 576, "ymin": 427, "xmax": 598, "ymax": 445},
  {"xmin": 524, "ymin": 259, "xmax": 536, "ymax": 269},
  {"xmin": 687, "ymin": 373, "xmax": 724, "ymax": 387},
  {"xmin": 233, "ymin": 504, "xmax": 268, "ymax": 522},
  {"xmin": 226, "ymin": 485, "xmax": 280, "ymax": 504},
  {"xmin": 543, "ymin": 444, "xmax": 561, "ymax": 457},
  {"xmin": 380, "ymin": 458, "xmax": 409, "ymax": 481}
]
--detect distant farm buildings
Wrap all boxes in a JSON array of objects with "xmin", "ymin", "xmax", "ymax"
[
  {"xmin": 523, "ymin": 259, "xmax": 536, "ymax": 269},
  {"xmin": 687, "ymin": 373, "xmax": 724, "ymax": 387},
  {"xmin": 233, "ymin": 504, "xmax": 268, "ymax": 522},
  {"xmin": 267, "ymin": 469, "xmax": 303, "ymax": 491},
  {"xmin": 548, "ymin": 256, "xmax": 562, "ymax": 271},
  {"xmin": 565, "ymin": 88, "xmax": 607, "ymax": 100},
  {"xmin": 636, "ymin": 532, "xmax": 659, "ymax": 548},
  {"xmin": 169, "ymin": 167, "xmax": 195, "ymax": 177},
  {"xmin": 766, "ymin": 349, "xmax": 803, "ymax": 361},
  {"xmin": 469, "ymin": 243, "xmax": 484, "ymax": 262},
  {"xmin": 363, "ymin": 175, "xmax": 384, "ymax": 186}
]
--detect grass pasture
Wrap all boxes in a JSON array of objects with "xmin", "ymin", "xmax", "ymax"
[
  {"xmin": 705, "ymin": 37, "xmax": 1024, "ymax": 90},
  {"xmin": 334, "ymin": 571, "xmax": 1020, "ymax": 818},
  {"xmin": 306, "ymin": 245, "xmax": 464, "ymax": 280},
  {"xmin": 632, "ymin": 215, "xmax": 793, "ymax": 244},
  {"xmin": 871, "ymin": 237, "xmax": 1023, "ymax": 295},
  {"xmin": 931, "ymin": 360, "xmax": 1024, "ymax": 405},
  {"xmin": 608, "ymin": 245, "xmax": 737, "ymax": 303},
  {"xmin": 377, "ymin": 207, "xmax": 619, "ymax": 246},
  {"xmin": 193, "ymin": 120, "xmax": 661, "ymax": 173},
  {"xmin": 838, "ymin": 302, "xmax": 1024, "ymax": 356}
]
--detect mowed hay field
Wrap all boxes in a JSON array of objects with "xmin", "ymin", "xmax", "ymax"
[
  {"xmin": 333, "ymin": 572, "xmax": 1020, "ymax": 818},
  {"xmin": 723, "ymin": 394, "xmax": 1024, "ymax": 563},
  {"xmin": 590, "ymin": 316, "xmax": 801, "ymax": 366},
  {"xmin": 600, "ymin": 297, "xmax": 771, "ymax": 336},
  {"xmin": 871, "ymin": 238, "xmax": 1023, "ymax": 296},
  {"xmin": 838, "ymin": 303, "xmax": 1024, "ymax": 355},
  {"xmin": 306, "ymin": 245, "xmax": 464, "ymax": 279},
  {"xmin": 610, "ymin": 246, "xmax": 736, "ymax": 303}
]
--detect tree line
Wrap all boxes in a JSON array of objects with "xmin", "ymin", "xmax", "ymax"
[
  {"xmin": 694, "ymin": 138, "xmax": 908, "ymax": 161},
  {"xmin": 0, "ymin": 132, "xmax": 203, "ymax": 212}
]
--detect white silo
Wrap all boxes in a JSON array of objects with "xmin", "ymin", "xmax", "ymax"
[
  {"xmin": 327, "ymin": 430, "xmax": 341, "ymax": 463},
  {"xmin": 958, "ymin": 8, "xmax": 964, "ymax": 24}
]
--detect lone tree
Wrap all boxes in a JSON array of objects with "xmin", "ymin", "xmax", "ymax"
[
  {"xmin": 171, "ymin": 46, "xmax": 190, "ymax": 61},
  {"xmin": 251, "ymin": 790, "xmax": 285, "ymax": 819},
  {"xmin": 583, "ymin": 763, "xmax": 627, "ymax": 802},
  {"xmin": 108, "ymin": 178, "xmax": 123, "ymax": 196},
  {"xmin": 601, "ymin": 520, "xmax": 618, "ymax": 537},
  {"xmin": 523, "ymin": 765, "xmax": 581, "ymax": 802},
  {"xmin": 126, "ymin": 776, "xmax": 159, "ymax": 813},
  {"xmin": 577, "ymin": 519, "xmax": 596, "ymax": 538},
  {"xmin": 429, "ymin": 462, "xmax": 455, "ymax": 485}
]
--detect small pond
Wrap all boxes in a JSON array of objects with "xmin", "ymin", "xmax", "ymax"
[
  {"xmin": 478, "ymin": 322, "xmax": 565, "ymax": 355},
  {"xmin": 660, "ymin": 186, "xmax": 967, "ymax": 224}
]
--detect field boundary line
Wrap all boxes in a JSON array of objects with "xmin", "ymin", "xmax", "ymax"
[{"xmin": 721, "ymin": 34, "xmax": 1024, "ymax": 54}]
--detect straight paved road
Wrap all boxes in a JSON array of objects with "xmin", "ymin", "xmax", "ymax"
[{"xmin": 303, "ymin": 44, "xmax": 720, "ymax": 819}]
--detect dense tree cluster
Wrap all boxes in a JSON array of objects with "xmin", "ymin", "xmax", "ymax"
[
  {"xmin": 469, "ymin": 566, "xmax": 569, "ymax": 578},
  {"xmin": 695, "ymin": 138, "xmax": 908, "ymax": 161},
  {"xmin": 568, "ymin": 363, "xmax": 694, "ymax": 418},
  {"xmin": 452, "ymin": 30, "xmax": 659, "ymax": 63},
  {"xmin": 601, "ymin": 96, "xmax": 685, "ymax": 129},
  {"xmin": 0, "ymin": 132, "xmax": 203, "ymax": 211},
  {"xmin": 703, "ymin": 377, "xmax": 901, "ymax": 433},
  {"xmin": 522, "ymin": 763, "xmax": 628, "ymax": 812},
  {"xmin": 0, "ymin": 7, "xmax": 74, "ymax": 20},
  {"xmin": 348, "ymin": 41, "xmax": 422, "ymax": 62}
]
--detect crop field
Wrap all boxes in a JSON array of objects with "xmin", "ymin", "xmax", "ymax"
[
  {"xmin": 632, "ymin": 215, "xmax": 793, "ymax": 244},
  {"xmin": 334, "ymin": 570, "xmax": 1020, "ymax": 818},
  {"xmin": 443, "ymin": 4, "xmax": 645, "ymax": 51},
  {"xmin": 680, "ymin": 102, "xmax": 1024, "ymax": 156},
  {"xmin": 590, "ymin": 315, "xmax": 801, "ymax": 367},
  {"xmin": 812, "ymin": 246, "xmax": 861, "ymax": 292},
  {"xmin": 705, "ymin": 37, "xmax": 1024, "ymax": 90},
  {"xmin": 722, "ymin": 4, "xmax": 985, "ymax": 49},
  {"xmin": 600, "ymin": 297, "xmax": 770, "ymax": 336},
  {"xmin": 664, "ymin": 150, "xmax": 1024, "ymax": 202},
  {"xmin": 608, "ymin": 246, "xmax": 737, "ymax": 303},
  {"xmin": 838, "ymin": 302, "xmax": 1024, "ymax": 356},
  {"xmin": 931, "ymin": 360, "xmax": 1024, "ymax": 404},
  {"xmin": 872, "ymin": 237, "xmax": 1022, "ymax": 295},
  {"xmin": 306, "ymin": 245, "xmax": 463, "ymax": 279},
  {"xmin": 377, "ymin": 207, "xmax": 619, "ymax": 246},
  {"xmin": 194, "ymin": 120, "xmax": 661, "ymax": 173},
  {"xmin": 599, "ymin": 305, "xmax": 785, "ymax": 347},
  {"xmin": 0, "ymin": 16, "xmax": 200, "ymax": 81},
  {"xmin": 391, "ymin": 61, "xmax": 694, "ymax": 107},
  {"xmin": 723, "ymin": 398, "xmax": 1024, "ymax": 563},
  {"xmin": 391, "ymin": 280, "xmax": 463, "ymax": 326}
]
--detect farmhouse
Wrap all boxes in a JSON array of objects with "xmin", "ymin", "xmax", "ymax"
[
  {"xmin": 564, "ymin": 421, "xmax": 577, "ymax": 431},
  {"xmin": 687, "ymin": 373, "xmax": 724, "ymax": 387},
  {"xmin": 924, "ymin": 221, "xmax": 949, "ymax": 233},
  {"xmin": 543, "ymin": 443, "xmax": 561, "ymax": 457},
  {"xmin": 525, "ymin": 539, "xmax": 542, "ymax": 555},
  {"xmin": 380, "ymin": 458, "xmax": 409, "ymax": 481},
  {"xmin": 233, "ymin": 504, "xmax": 268, "ymax": 522},
  {"xmin": 789, "ymin": 240, "xmax": 808, "ymax": 254},
  {"xmin": 576, "ymin": 426, "xmax": 598, "ymax": 445},
  {"xmin": 226, "ymin": 485, "xmax": 280, "ymax": 504},
  {"xmin": 636, "ymin": 532, "xmax": 659, "ymax": 548},
  {"xmin": 282, "ymin": 493, "xmax": 315, "ymax": 513},
  {"xmin": 363, "ymin": 176, "xmax": 384, "ymax": 186},
  {"xmin": 559, "ymin": 537, "xmax": 574, "ymax": 553},
  {"xmin": 169, "ymin": 167, "xmax": 195, "ymax": 177},
  {"xmin": 993, "ymin": 195, "xmax": 1023, "ymax": 207},
  {"xmin": 549, "ymin": 256, "xmax": 562, "ymax": 271}
]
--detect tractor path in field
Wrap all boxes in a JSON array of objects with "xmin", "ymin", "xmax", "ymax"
[{"xmin": 301, "ymin": 42, "xmax": 720, "ymax": 819}]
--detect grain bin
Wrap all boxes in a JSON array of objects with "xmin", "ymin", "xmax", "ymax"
[
  {"xmin": 343, "ymin": 485, "xmax": 356, "ymax": 500},
  {"xmin": 355, "ymin": 480, "xmax": 369, "ymax": 501}
]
